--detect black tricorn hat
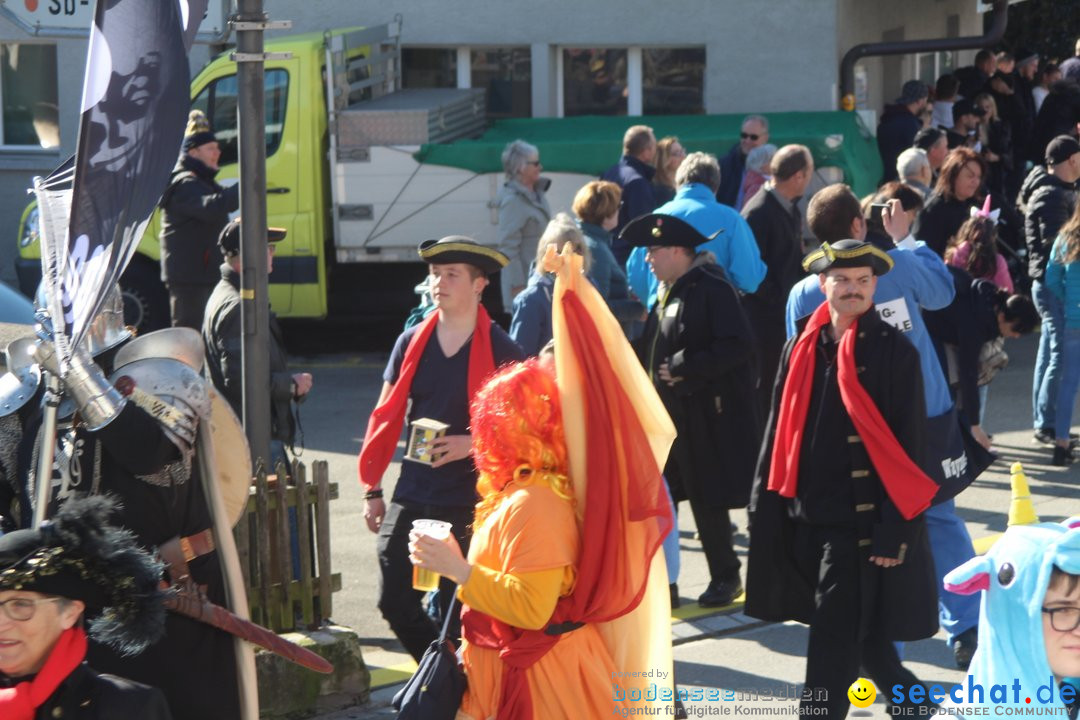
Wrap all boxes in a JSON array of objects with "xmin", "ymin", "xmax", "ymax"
[
  {"xmin": 218, "ymin": 217, "xmax": 288, "ymax": 257},
  {"xmin": 802, "ymin": 239, "xmax": 894, "ymax": 276},
  {"xmin": 417, "ymin": 236, "xmax": 509, "ymax": 275},
  {"xmin": 619, "ymin": 213, "xmax": 718, "ymax": 249},
  {"xmin": 0, "ymin": 496, "xmax": 167, "ymax": 656}
]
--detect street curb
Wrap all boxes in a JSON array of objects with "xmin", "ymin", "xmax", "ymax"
[{"xmin": 334, "ymin": 600, "xmax": 754, "ymax": 719}]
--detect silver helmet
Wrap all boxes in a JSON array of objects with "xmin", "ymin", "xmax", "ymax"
[{"xmin": 35, "ymin": 282, "xmax": 132, "ymax": 356}]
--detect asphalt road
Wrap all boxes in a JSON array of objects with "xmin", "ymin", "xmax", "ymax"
[{"xmin": 288, "ymin": 331, "xmax": 1080, "ymax": 719}]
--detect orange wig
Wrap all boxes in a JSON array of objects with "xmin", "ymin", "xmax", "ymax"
[{"xmin": 469, "ymin": 359, "xmax": 573, "ymax": 525}]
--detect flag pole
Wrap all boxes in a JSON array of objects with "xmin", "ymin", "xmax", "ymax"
[
  {"xmin": 32, "ymin": 374, "xmax": 61, "ymax": 528},
  {"xmin": 236, "ymin": 0, "xmax": 271, "ymax": 468}
]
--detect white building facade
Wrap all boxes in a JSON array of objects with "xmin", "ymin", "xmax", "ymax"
[{"xmin": 0, "ymin": 0, "xmax": 983, "ymax": 282}]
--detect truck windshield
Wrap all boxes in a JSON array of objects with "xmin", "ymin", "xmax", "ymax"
[{"xmin": 190, "ymin": 68, "xmax": 289, "ymax": 167}]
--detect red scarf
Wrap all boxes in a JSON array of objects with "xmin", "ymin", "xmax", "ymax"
[
  {"xmin": 767, "ymin": 302, "xmax": 937, "ymax": 520},
  {"xmin": 461, "ymin": 291, "xmax": 671, "ymax": 720},
  {"xmin": 0, "ymin": 626, "xmax": 88, "ymax": 720},
  {"xmin": 358, "ymin": 305, "xmax": 496, "ymax": 488}
]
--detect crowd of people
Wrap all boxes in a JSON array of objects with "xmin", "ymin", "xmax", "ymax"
[
  {"xmin": 6, "ymin": 41, "xmax": 1080, "ymax": 720},
  {"xmin": 353, "ymin": 44, "xmax": 1080, "ymax": 718}
]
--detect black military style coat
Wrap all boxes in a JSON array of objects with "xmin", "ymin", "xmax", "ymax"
[
  {"xmin": 20, "ymin": 664, "xmax": 173, "ymax": 720},
  {"xmin": 746, "ymin": 308, "xmax": 939, "ymax": 642},
  {"xmin": 636, "ymin": 259, "xmax": 762, "ymax": 509}
]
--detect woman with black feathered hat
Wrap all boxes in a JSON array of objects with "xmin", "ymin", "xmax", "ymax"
[{"xmin": 0, "ymin": 496, "xmax": 171, "ymax": 719}]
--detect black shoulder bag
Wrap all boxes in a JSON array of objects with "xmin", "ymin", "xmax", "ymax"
[{"xmin": 392, "ymin": 590, "xmax": 467, "ymax": 720}]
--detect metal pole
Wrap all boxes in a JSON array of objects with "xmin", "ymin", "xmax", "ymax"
[
  {"xmin": 235, "ymin": 0, "xmax": 271, "ymax": 467},
  {"xmin": 31, "ymin": 373, "xmax": 61, "ymax": 528}
]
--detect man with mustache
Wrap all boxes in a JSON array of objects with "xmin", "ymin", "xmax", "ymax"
[
  {"xmin": 784, "ymin": 185, "xmax": 987, "ymax": 671},
  {"xmin": 748, "ymin": 238, "xmax": 939, "ymax": 718}
]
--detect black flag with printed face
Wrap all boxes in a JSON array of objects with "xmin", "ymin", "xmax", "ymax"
[{"xmin": 37, "ymin": 0, "xmax": 208, "ymax": 366}]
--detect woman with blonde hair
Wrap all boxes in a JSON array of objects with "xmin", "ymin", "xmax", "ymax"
[
  {"xmin": 973, "ymin": 92, "xmax": 1012, "ymax": 201},
  {"xmin": 495, "ymin": 139, "xmax": 551, "ymax": 312},
  {"xmin": 651, "ymin": 136, "xmax": 686, "ymax": 205},
  {"xmin": 508, "ymin": 214, "xmax": 591, "ymax": 355}
]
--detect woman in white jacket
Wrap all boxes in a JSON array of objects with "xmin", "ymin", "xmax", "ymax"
[{"xmin": 495, "ymin": 139, "xmax": 551, "ymax": 311}]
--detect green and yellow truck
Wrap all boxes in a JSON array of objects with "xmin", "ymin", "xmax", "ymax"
[{"xmin": 16, "ymin": 21, "xmax": 883, "ymax": 332}]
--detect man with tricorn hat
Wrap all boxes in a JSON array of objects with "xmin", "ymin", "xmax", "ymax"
[
  {"xmin": 203, "ymin": 217, "xmax": 312, "ymax": 466},
  {"xmin": 0, "ymin": 285, "xmax": 242, "ymax": 719},
  {"xmin": 747, "ymin": 239, "xmax": 940, "ymax": 718},
  {"xmin": 358, "ymin": 237, "xmax": 524, "ymax": 661},
  {"xmin": 0, "ymin": 496, "xmax": 172, "ymax": 719},
  {"xmin": 623, "ymin": 213, "xmax": 760, "ymax": 609},
  {"xmin": 159, "ymin": 109, "xmax": 240, "ymax": 330}
]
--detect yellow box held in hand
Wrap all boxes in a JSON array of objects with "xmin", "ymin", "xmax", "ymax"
[{"xmin": 405, "ymin": 418, "xmax": 450, "ymax": 465}]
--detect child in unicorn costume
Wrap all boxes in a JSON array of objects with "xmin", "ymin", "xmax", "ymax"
[{"xmin": 943, "ymin": 518, "xmax": 1080, "ymax": 712}]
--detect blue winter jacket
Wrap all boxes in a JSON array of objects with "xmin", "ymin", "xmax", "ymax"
[
  {"xmin": 1046, "ymin": 235, "xmax": 1080, "ymax": 329},
  {"xmin": 625, "ymin": 183, "xmax": 767, "ymax": 306}
]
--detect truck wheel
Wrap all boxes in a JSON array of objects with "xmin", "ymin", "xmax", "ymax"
[{"xmin": 120, "ymin": 260, "xmax": 169, "ymax": 334}]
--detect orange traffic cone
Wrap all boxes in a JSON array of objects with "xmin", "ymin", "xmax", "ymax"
[{"xmin": 1007, "ymin": 461, "xmax": 1039, "ymax": 526}]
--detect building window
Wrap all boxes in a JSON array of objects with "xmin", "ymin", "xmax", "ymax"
[
  {"xmin": 401, "ymin": 48, "xmax": 456, "ymax": 89},
  {"xmin": 916, "ymin": 51, "xmax": 956, "ymax": 89},
  {"xmin": 471, "ymin": 48, "xmax": 531, "ymax": 119},
  {"xmin": 563, "ymin": 49, "xmax": 627, "ymax": 116},
  {"xmin": 190, "ymin": 69, "xmax": 289, "ymax": 167},
  {"xmin": 643, "ymin": 48, "xmax": 705, "ymax": 115},
  {"xmin": 0, "ymin": 43, "xmax": 59, "ymax": 148}
]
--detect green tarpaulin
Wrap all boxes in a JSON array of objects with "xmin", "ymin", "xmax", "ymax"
[{"xmin": 415, "ymin": 111, "xmax": 883, "ymax": 197}]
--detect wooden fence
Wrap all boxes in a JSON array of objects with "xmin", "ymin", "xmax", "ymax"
[{"xmin": 234, "ymin": 459, "xmax": 342, "ymax": 632}]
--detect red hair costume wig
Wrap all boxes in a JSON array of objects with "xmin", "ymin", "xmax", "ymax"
[{"xmin": 470, "ymin": 359, "xmax": 573, "ymax": 525}]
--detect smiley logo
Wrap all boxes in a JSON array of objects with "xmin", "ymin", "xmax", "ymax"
[{"xmin": 847, "ymin": 677, "xmax": 876, "ymax": 708}]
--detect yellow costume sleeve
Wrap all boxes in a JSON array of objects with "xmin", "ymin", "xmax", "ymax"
[{"xmin": 459, "ymin": 564, "xmax": 572, "ymax": 631}]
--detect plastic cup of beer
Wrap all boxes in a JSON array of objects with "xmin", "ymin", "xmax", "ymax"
[{"xmin": 411, "ymin": 519, "xmax": 452, "ymax": 592}]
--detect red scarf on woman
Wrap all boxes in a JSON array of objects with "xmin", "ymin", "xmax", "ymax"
[
  {"xmin": 0, "ymin": 626, "xmax": 87, "ymax": 720},
  {"xmin": 767, "ymin": 301, "xmax": 937, "ymax": 520},
  {"xmin": 357, "ymin": 305, "xmax": 495, "ymax": 488}
]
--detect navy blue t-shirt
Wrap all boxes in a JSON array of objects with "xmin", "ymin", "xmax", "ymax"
[{"xmin": 384, "ymin": 321, "xmax": 524, "ymax": 507}]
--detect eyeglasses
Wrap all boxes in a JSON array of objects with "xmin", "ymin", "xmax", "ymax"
[
  {"xmin": 741, "ymin": 133, "xmax": 760, "ymax": 141},
  {"xmin": 0, "ymin": 597, "xmax": 62, "ymax": 622},
  {"xmin": 1043, "ymin": 607, "xmax": 1080, "ymax": 632},
  {"xmin": 526, "ymin": 160, "xmax": 542, "ymax": 166}
]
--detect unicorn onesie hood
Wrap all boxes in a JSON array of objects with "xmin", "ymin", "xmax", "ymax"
[{"xmin": 944, "ymin": 519, "xmax": 1080, "ymax": 711}]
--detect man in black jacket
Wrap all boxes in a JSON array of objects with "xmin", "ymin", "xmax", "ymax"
[
  {"xmin": 924, "ymin": 267, "xmax": 1039, "ymax": 435},
  {"xmin": 747, "ymin": 239, "xmax": 939, "ymax": 719},
  {"xmin": 1027, "ymin": 136, "xmax": 1080, "ymax": 446},
  {"xmin": 627, "ymin": 213, "xmax": 761, "ymax": 609},
  {"xmin": 159, "ymin": 110, "xmax": 240, "ymax": 330},
  {"xmin": 878, "ymin": 81, "xmax": 929, "ymax": 183},
  {"xmin": 716, "ymin": 115, "xmax": 770, "ymax": 208},
  {"xmin": 202, "ymin": 218, "xmax": 312, "ymax": 464},
  {"xmin": 741, "ymin": 144, "xmax": 814, "ymax": 412},
  {"xmin": 601, "ymin": 125, "xmax": 658, "ymax": 266},
  {"xmin": 1032, "ymin": 80, "xmax": 1080, "ymax": 166},
  {"xmin": 954, "ymin": 50, "xmax": 996, "ymax": 101}
]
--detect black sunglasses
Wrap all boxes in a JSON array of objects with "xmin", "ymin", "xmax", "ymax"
[{"xmin": 741, "ymin": 132, "xmax": 760, "ymax": 141}]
